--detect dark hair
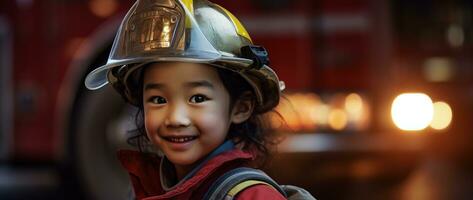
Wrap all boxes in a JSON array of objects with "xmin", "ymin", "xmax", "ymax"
[
  {"xmin": 215, "ymin": 67, "xmax": 280, "ymax": 167},
  {"xmin": 128, "ymin": 64, "xmax": 281, "ymax": 167}
]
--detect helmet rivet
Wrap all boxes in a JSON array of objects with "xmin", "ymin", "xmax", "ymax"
[{"xmin": 171, "ymin": 16, "xmax": 177, "ymax": 23}]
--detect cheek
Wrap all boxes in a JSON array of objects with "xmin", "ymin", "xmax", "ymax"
[
  {"xmin": 194, "ymin": 104, "xmax": 231, "ymax": 137},
  {"xmin": 144, "ymin": 109, "xmax": 163, "ymax": 135}
]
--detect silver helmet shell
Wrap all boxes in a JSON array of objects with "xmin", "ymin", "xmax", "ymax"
[{"xmin": 85, "ymin": 0, "xmax": 284, "ymax": 113}]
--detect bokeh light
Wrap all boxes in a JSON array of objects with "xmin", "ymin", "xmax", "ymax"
[
  {"xmin": 328, "ymin": 108, "xmax": 348, "ymax": 131},
  {"xmin": 345, "ymin": 93, "xmax": 363, "ymax": 121},
  {"xmin": 430, "ymin": 101, "xmax": 453, "ymax": 130},
  {"xmin": 89, "ymin": 0, "xmax": 118, "ymax": 18},
  {"xmin": 391, "ymin": 93, "xmax": 433, "ymax": 131}
]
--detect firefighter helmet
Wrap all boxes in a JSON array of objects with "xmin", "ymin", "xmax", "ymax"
[{"xmin": 84, "ymin": 0, "xmax": 284, "ymax": 113}]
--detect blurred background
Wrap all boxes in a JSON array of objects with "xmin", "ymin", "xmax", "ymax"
[{"xmin": 1, "ymin": 0, "xmax": 473, "ymax": 199}]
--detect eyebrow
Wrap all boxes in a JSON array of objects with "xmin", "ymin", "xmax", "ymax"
[
  {"xmin": 143, "ymin": 80, "xmax": 214, "ymax": 91},
  {"xmin": 185, "ymin": 80, "xmax": 214, "ymax": 89},
  {"xmin": 144, "ymin": 83, "xmax": 165, "ymax": 91}
]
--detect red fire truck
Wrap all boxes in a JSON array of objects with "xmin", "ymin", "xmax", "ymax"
[{"xmin": 1, "ymin": 0, "xmax": 471, "ymax": 199}]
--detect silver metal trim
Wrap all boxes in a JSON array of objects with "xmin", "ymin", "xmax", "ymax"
[{"xmin": 0, "ymin": 16, "xmax": 13, "ymax": 160}]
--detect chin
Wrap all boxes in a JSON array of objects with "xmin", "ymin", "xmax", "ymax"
[{"xmin": 166, "ymin": 153, "xmax": 199, "ymax": 166}]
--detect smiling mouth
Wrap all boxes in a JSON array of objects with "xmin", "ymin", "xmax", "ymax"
[{"xmin": 162, "ymin": 136, "xmax": 198, "ymax": 143}]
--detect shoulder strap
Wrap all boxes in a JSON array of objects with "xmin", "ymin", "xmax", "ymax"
[
  {"xmin": 227, "ymin": 180, "xmax": 273, "ymax": 197},
  {"xmin": 203, "ymin": 167, "xmax": 287, "ymax": 200}
]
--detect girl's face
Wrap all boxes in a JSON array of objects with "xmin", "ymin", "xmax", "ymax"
[{"xmin": 142, "ymin": 62, "xmax": 246, "ymax": 170}]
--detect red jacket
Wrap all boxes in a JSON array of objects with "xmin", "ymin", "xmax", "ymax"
[{"xmin": 117, "ymin": 149, "xmax": 286, "ymax": 200}]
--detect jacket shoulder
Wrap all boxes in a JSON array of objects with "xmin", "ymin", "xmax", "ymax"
[
  {"xmin": 235, "ymin": 184, "xmax": 287, "ymax": 200},
  {"xmin": 116, "ymin": 149, "xmax": 160, "ymax": 174},
  {"xmin": 116, "ymin": 149, "xmax": 164, "ymax": 197}
]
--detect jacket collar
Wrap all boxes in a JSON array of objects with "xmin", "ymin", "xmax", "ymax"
[
  {"xmin": 160, "ymin": 140, "xmax": 236, "ymax": 191},
  {"xmin": 117, "ymin": 143, "xmax": 253, "ymax": 199}
]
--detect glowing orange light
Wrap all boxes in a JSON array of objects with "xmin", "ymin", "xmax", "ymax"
[
  {"xmin": 430, "ymin": 101, "xmax": 452, "ymax": 130},
  {"xmin": 310, "ymin": 104, "xmax": 330, "ymax": 126},
  {"xmin": 272, "ymin": 92, "xmax": 369, "ymax": 132},
  {"xmin": 345, "ymin": 93, "xmax": 364, "ymax": 120},
  {"xmin": 89, "ymin": 0, "xmax": 118, "ymax": 18},
  {"xmin": 328, "ymin": 108, "xmax": 348, "ymax": 131},
  {"xmin": 391, "ymin": 93, "xmax": 433, "ymax": 131}
]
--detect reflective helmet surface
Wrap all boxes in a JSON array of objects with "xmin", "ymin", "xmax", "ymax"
[{"xmin": 85, "ymin": 0, "xmax": 284, "ymax": 113}]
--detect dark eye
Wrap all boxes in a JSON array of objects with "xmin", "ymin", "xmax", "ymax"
[
  {"xmin": 189, "ymin": 94, "xmax": 209, "ymax": 103},
  {"xmin": 149, "ymin": 96, "xmax": 167, "ymax": 104}
]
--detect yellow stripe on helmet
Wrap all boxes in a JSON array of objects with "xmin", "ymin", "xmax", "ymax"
[
  {"xmin": 180, "ymin": 0, "xmax": 194, "ymax": 14},
  {"xmin": 180, "ymin": 0, "xmax": 194, "ymax": 28},
  {"xmin": 214, "ymin": 4, "xmax": 253, "ymax": 43}
]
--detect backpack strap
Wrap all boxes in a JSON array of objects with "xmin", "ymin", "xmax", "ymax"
[
  {"xmin": 227, "ymin": 180, "xmax": 273, "ymax": 197},
  {"xmin": 203, "ymin": 167, "xmax": 287, "ymax": 200}
]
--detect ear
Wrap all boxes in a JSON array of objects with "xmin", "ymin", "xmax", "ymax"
[{"xmin": 230, "ymin": 91, "xmax": 255, "ymax": 124}]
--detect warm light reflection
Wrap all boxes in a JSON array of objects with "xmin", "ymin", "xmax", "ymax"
[
  {"xmin": 391, "ymin": 93, "xmax": 433, "ymax": 131},
  {"xmin": 430, "ymin": 101, "xmax": 452, "ymax": 130},
  {"xmin": 423, "ymin": 57, "xmax": 453, "ymax": 82},
  {"xmin": 272, "ymin": 92, "xmax": 368, "ymax": 132},
  {"xmin": 328, "ymin": 109, "xmax": 348, "ymax": 130},
  {"xmin": 272, "ymin": 93, "xmax": 320, "ymax": 131},
  {"xmin": 299, "ymin": 93, "xmax": 317, "ymax": 128},
  {"xmin": 345, "ymin": 93, "xmax": 363, "ymax": 120},
  {"xmin": 89, "ymin": 0, "xmax": 118, "ymax": 18},
  {"xmin": 345, "ymin": 93, "xmax": 363, "ymax": 112},
  {"xmin": 310, "ymin": 104, "xmax": 330, "ymax": 126}
]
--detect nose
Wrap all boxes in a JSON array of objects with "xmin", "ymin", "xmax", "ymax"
[{"xmin": 164, "ymin": 102, "xmax": 191, "ymax": 128}]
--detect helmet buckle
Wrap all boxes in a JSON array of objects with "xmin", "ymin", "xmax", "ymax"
[{"xmin": 241, "ymin": 45, "xmax": 269, "ymax": 70}]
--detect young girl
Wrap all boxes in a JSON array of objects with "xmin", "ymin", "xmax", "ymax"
[{"xmin": 85, "ymin": 0, "xmax": 286, "ymax": 199}]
